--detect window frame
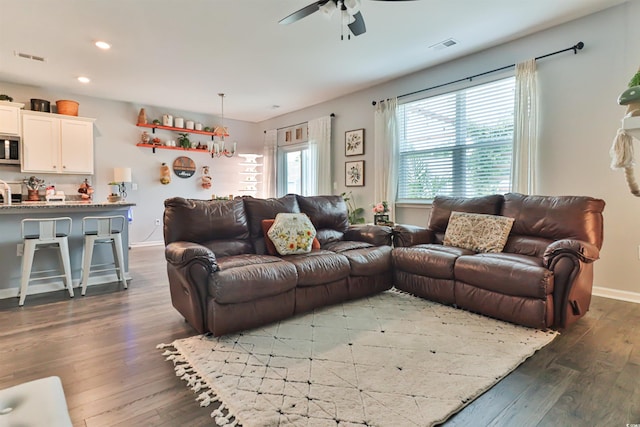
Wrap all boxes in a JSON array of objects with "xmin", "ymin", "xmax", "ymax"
[{"xmin": 396, "ymin": 72, "xmax": 516, "ymax": 205}]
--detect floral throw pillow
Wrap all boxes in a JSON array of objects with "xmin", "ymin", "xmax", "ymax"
[
  {"xmin": 443, "ymin": 211, "xmax": 514, "ymax": 253},
  {"xmin": 267, "ymin": 213, "xmax": 317, "ymax": 255},
  {"xmin": 262, "ymin": 219, "xmax": 320, "ymax": 256}
]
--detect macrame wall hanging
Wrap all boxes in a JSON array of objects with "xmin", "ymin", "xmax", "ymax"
[{"xmin": 610, "ymin": 66, "xmax": 640, "ymax": 196}]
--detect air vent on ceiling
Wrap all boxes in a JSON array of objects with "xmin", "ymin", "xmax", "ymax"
[
  {"xmin": 429, "ymin": 38, "xmax": 458, "ymax": 51},
  {"xmin": 14, "ymin": 51, "xmax": 46, "ymax": 62}
]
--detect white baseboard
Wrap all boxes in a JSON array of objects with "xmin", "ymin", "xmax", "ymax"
[
  {"xmin": 593, "ymin": 286, "xmax": 640, "ymax": 304},
  {"xmin": 129, "ymin": 240, "xmax": 164, "ymax": 248},
  {"xmin": 0, "ymin": 272, "xmax": 131, "ymax": 301}
]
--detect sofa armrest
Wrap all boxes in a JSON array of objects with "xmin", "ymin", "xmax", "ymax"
[
  {"xmin": 392, "ymin": 224, "xmax": 435, "ymax": 247},
  {"xmin": 165, "ymin": 241, "xmax": 219, "ymax": 272},
  {"xmin": 543, "ymin": 239, "xmax": 600, "ymax": 267},
  {"xmin": 344, "ymin": 225, "xmax": 393, "ymax": 246}
]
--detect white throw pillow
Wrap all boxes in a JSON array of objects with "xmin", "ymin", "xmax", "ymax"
[
  {"xmin": 443, "ymin": 211, "xmax": 514, "ymax": 253},
  {"xmin": 267, "ymin": 213, "xmax": 317, "ymax": 255}
]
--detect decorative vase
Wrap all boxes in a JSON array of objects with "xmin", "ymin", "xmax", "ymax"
[
  {"xmin": 27, "ymin": 189, "xmax": 39, "ymax": 201},
  {"xmin": 137, "ymin": 108, "xmax": 147, "ymax": 124}
]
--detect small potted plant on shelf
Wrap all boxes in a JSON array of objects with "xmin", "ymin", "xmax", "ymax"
[{"xmin": 177, "ymin": 133, "xmax": 190, "ymax": 149}]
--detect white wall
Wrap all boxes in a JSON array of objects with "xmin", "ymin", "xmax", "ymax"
[
  {"xmin": 258, "ymin": 2, "xmax": 640, "ymax": 296},
  {"xmin": 0, "ymin": 81, "xmax": 263, "ymax": 245}
]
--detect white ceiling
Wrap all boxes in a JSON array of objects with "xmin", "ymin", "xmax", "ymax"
[{"xmin": 0, "ymin": 0, "xmax": 627, "ymax": 123}]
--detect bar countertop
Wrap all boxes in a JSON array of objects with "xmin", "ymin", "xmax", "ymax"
[{"xmin": 0, "ymin": 201, "xmax": 135, "ymax": 212}]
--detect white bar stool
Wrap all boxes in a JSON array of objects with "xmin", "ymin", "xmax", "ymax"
[
  {"xmin": 19, "ymin": 217, "xmax": 74, "ymax": 306},
  {"xmin": 79, "ymin": 215, "xmax": 128, "ymax": 296}
]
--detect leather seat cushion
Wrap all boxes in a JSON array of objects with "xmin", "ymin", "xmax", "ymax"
[
  {"xmin": 284, "ymin": 250, "xmax": 351, "ymax": 287},
  {"xmin": 340, "ymin": 245, "xmax": 392, "ymax": 276},
  {"xmin": 392, "ymin": 244, "xmax": 474, "ymax": 279},
  {"xmin": 454, "ymin": 253, "xmax": 554, "ymax": 299},
  {"xmin": 322, "ymin": 240, "xmax": 373, "ymax": 253},
  {"xmin": 210, "ymin": 254, "xmax": 298, "ymax": 304}
]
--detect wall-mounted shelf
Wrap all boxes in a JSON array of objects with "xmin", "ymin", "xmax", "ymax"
[
  {"xmin": 136, "ymin": 143, "xmax": 212, "ymax": 154},
  {"xmin": 136, "ymin": 123, "xmax": 227, "ymax": 140}
]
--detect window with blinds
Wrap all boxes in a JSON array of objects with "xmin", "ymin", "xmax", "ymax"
[{"xmin": 397, "ymin": 76, "xmax": 515, "ymax": 201}]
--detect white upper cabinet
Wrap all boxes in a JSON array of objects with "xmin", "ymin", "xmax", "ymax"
[
  {"xmin": 0, "ymin": 101, "xmax": 25, "ymax": 135},
  {"xmin": 21, "ymin": 111, "xmax": 95, "ymax": 174}
]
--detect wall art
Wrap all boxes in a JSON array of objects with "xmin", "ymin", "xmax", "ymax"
[
  {"xmin": 345, "ymin": 128, "xmax": 364, "ymax": 156},
  {"xmin": 345, "ymin": 160, "xmax": 365, "ymax": 187}
]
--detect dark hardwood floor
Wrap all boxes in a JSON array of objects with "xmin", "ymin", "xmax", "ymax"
[{"xmin": 0, "ymin": 245, "xmax": 638, "ymax": 426}]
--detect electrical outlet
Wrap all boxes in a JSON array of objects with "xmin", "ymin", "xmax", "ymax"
[
  {"xmin": 131, "ymin": 183, "xmax": 138, "ymax": 191},
  {"xmin": 155, "ymin": 219, "xmax": 162, "ymax": 226},
  {"xmin": 17, "ymin": 243, "xmax": 23, "ymax": 257}
]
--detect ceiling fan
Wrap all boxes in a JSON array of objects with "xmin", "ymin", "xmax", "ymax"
[{"xmin": 279, "ymin": 0, "xmax": 416, "ymax": 40}]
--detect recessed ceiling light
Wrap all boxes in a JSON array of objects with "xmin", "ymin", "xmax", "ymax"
[
  {"xmin": 95, "ymin": 41, "xmax": 111, "ymax": 50},
  {"xmin": 78, "ymin": 76, "xmax": 91, "ymax": 84}
]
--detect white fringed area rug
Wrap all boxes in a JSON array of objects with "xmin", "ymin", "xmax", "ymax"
[{"xmin": 158, "ymin": 290, "xmax": 557, "ymax": 426}]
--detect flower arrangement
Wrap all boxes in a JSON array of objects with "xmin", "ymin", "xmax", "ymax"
[
  {"xmin": 372, "ymin": 201, "xmax": 392, "ymax": 225},
  {"xmin": 372, "ymin": 201, "xmax": 389, "ymax": 215}
]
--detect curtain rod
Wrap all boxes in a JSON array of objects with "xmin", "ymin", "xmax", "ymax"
[
  {"xmin": 372, "ymin": 41, "xmax": 584, "ymax": 106},
  {"xmin": 268, "ymin": 113, "xmax": 335, "ymax": 133}
]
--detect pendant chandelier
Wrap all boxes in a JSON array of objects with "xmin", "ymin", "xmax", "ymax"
[{"xmin": 212, "ymin": 93, "xmax": 237, "ymax": 158}]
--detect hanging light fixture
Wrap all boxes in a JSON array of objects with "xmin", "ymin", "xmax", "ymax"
[{"xmin": 212, "ymin": 93, "xmax": 237, "ymax": 158}]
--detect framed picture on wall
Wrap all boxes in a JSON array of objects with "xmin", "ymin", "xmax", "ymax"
[
  {"xmin": 345, "ymin": 129, "xmax": 364, "ymax": 156},
  {"xmin": 345, "ymin": 160, "xmax": 365, "ymax": 187}
]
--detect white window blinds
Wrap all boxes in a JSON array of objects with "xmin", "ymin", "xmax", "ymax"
[{"xmin": 397, "ymin": 76, "xmax": 515, "ymax": 201}]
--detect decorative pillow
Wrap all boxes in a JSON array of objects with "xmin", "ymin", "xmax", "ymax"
[
  {"xmin": 266, "ymin": 213, "xmax": 318, "ymax": 256},
  {"xmin": 443, "ymin": 211, "xmax": 514, "ymax": 253},
  {"xmin": 261, "ymin": 219, "xmax": 320, "ymax": 256}
]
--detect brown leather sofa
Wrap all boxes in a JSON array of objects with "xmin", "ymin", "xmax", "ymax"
[
  {"xmin": 163, "ymin": 194, "xmax": 393, "ymax": 336},
  {"xmin": 392, "ymin": 193, "xmax": 605, "ymax": 329}
]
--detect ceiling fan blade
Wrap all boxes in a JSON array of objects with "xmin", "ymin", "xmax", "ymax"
[
  {"xmin": 279, "ymin": 1, "xmax": 324, "ymax": 25},
  {"xmin": 348, "ymin": 11, "xmax": 366, "ymax": 36}
]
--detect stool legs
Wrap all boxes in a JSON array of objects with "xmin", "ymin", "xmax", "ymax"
[
  {"xmin": 112, "ymin": 233, "xmax": 128, "ymax": 289},
  {"xmin": 19, "ymin": 240, "xmax": 37, "ymax": 306},
  {"xmin": 19, "ymin": 237, "xmax": 73, "ymax": 306},
  {"xmin": 80, "ymin": 235, "xmax": 95, "ymax": 296},
  {"xmin": 80, "ymin": 234, "xmax": 128, "ymax": 295},
  {"xmin": 58, "ymin": 238, "xmax": 74, "ymax": 298}
]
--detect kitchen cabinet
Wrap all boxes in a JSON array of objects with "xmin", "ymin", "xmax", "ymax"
[
  {"xmin": 22, "ymin": 111, "xmax": 95, "ymax": 174},
  {"xmin": 0, "ymin": 101, "xmax": 24, "ymax": 135}
]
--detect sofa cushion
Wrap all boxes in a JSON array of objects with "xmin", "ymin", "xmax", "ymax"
[
  {"xmin": 284, "ymin": 250, "xmax": 351, "ymax": 286},
  {"xmin": 454, "ymin": 253, "xmax": 554, "ymax": 299},
  {"xmin": 503, "ymin": 235, "xmax": 553, "ymax": 258},
  {"xmin": 267, "ymin": 213, "xmax": 317, "ymax": 255},
  {"xmin": 340, "ymin": 245, "xmax": 392, "ymax": 276},
  {"xmin": 443, "ymin": 212, "xmax": 514, "ymax": 253},
  {"xmin": 502, "ymin": 193, "xmax": 605, "ymax": 249},
  {"xmin": 261, "ymin": 219, "xmax": 320, "ymax": 256},
  {"xmin": 392, "ymin": 244, "xmax": 474, "ymax": 279},
  {"xmin": 322, "ymin": 240, "xmax": 373, "ymax": 253},
  {"xmin": 428, "ymin": 194, "xmax": 504, "ymax": 233},
  {"xmin": 210, "ymin": 254, "xmax": 298, "ymax": 304},
  {"xmin": 163, "ymin": 198, "xmax": 250, "ymax": 250},
  {"xmin": 296, "ymin": 195, "xmax": 349, "ymax": 245},
  {"xmin": 243, "ymin": 194, "xmax": 300, "ymax": 254}
]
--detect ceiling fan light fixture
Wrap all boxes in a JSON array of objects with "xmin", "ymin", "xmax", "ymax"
[
  {"xmin": 344, "ymin": 0, "xmax": 360, "ymax": 15},
  {"xmin": 319, "ymin": 1, "xmax": 337, "ymax": 18}
]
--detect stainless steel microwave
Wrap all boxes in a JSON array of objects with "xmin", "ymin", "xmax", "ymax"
[{"xmin": 0, "ymin": 134, "xmax": 20, "ymax": 165}]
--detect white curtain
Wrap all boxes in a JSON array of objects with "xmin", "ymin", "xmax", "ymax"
[
  {"xmin": 374, "ymin": 98, "xmax": 399, "ymax": 220},
  {"xmin": 262, "ymin": 129, "xmax": 277, "ymax": 198},
  {"xmin": 511, "ymin": 59, "xmax": 538, "ymax": 195},
  {"xmin": 308, "ymin": 116, "xmax": 333, "ymax": 195}
]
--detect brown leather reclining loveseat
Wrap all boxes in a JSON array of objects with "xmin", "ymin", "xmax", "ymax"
[
  {"xmin": 392, "ymin": 193, "xmax": 605, "ymax": 329},
  {"xmin": 163, "ymin": 194, "xmax": 393, "ymax": 336}
]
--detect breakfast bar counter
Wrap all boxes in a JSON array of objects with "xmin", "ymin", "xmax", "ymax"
[{"xmin": 0, "ymin": 201, "xmax": 135, "ymax": 302}]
